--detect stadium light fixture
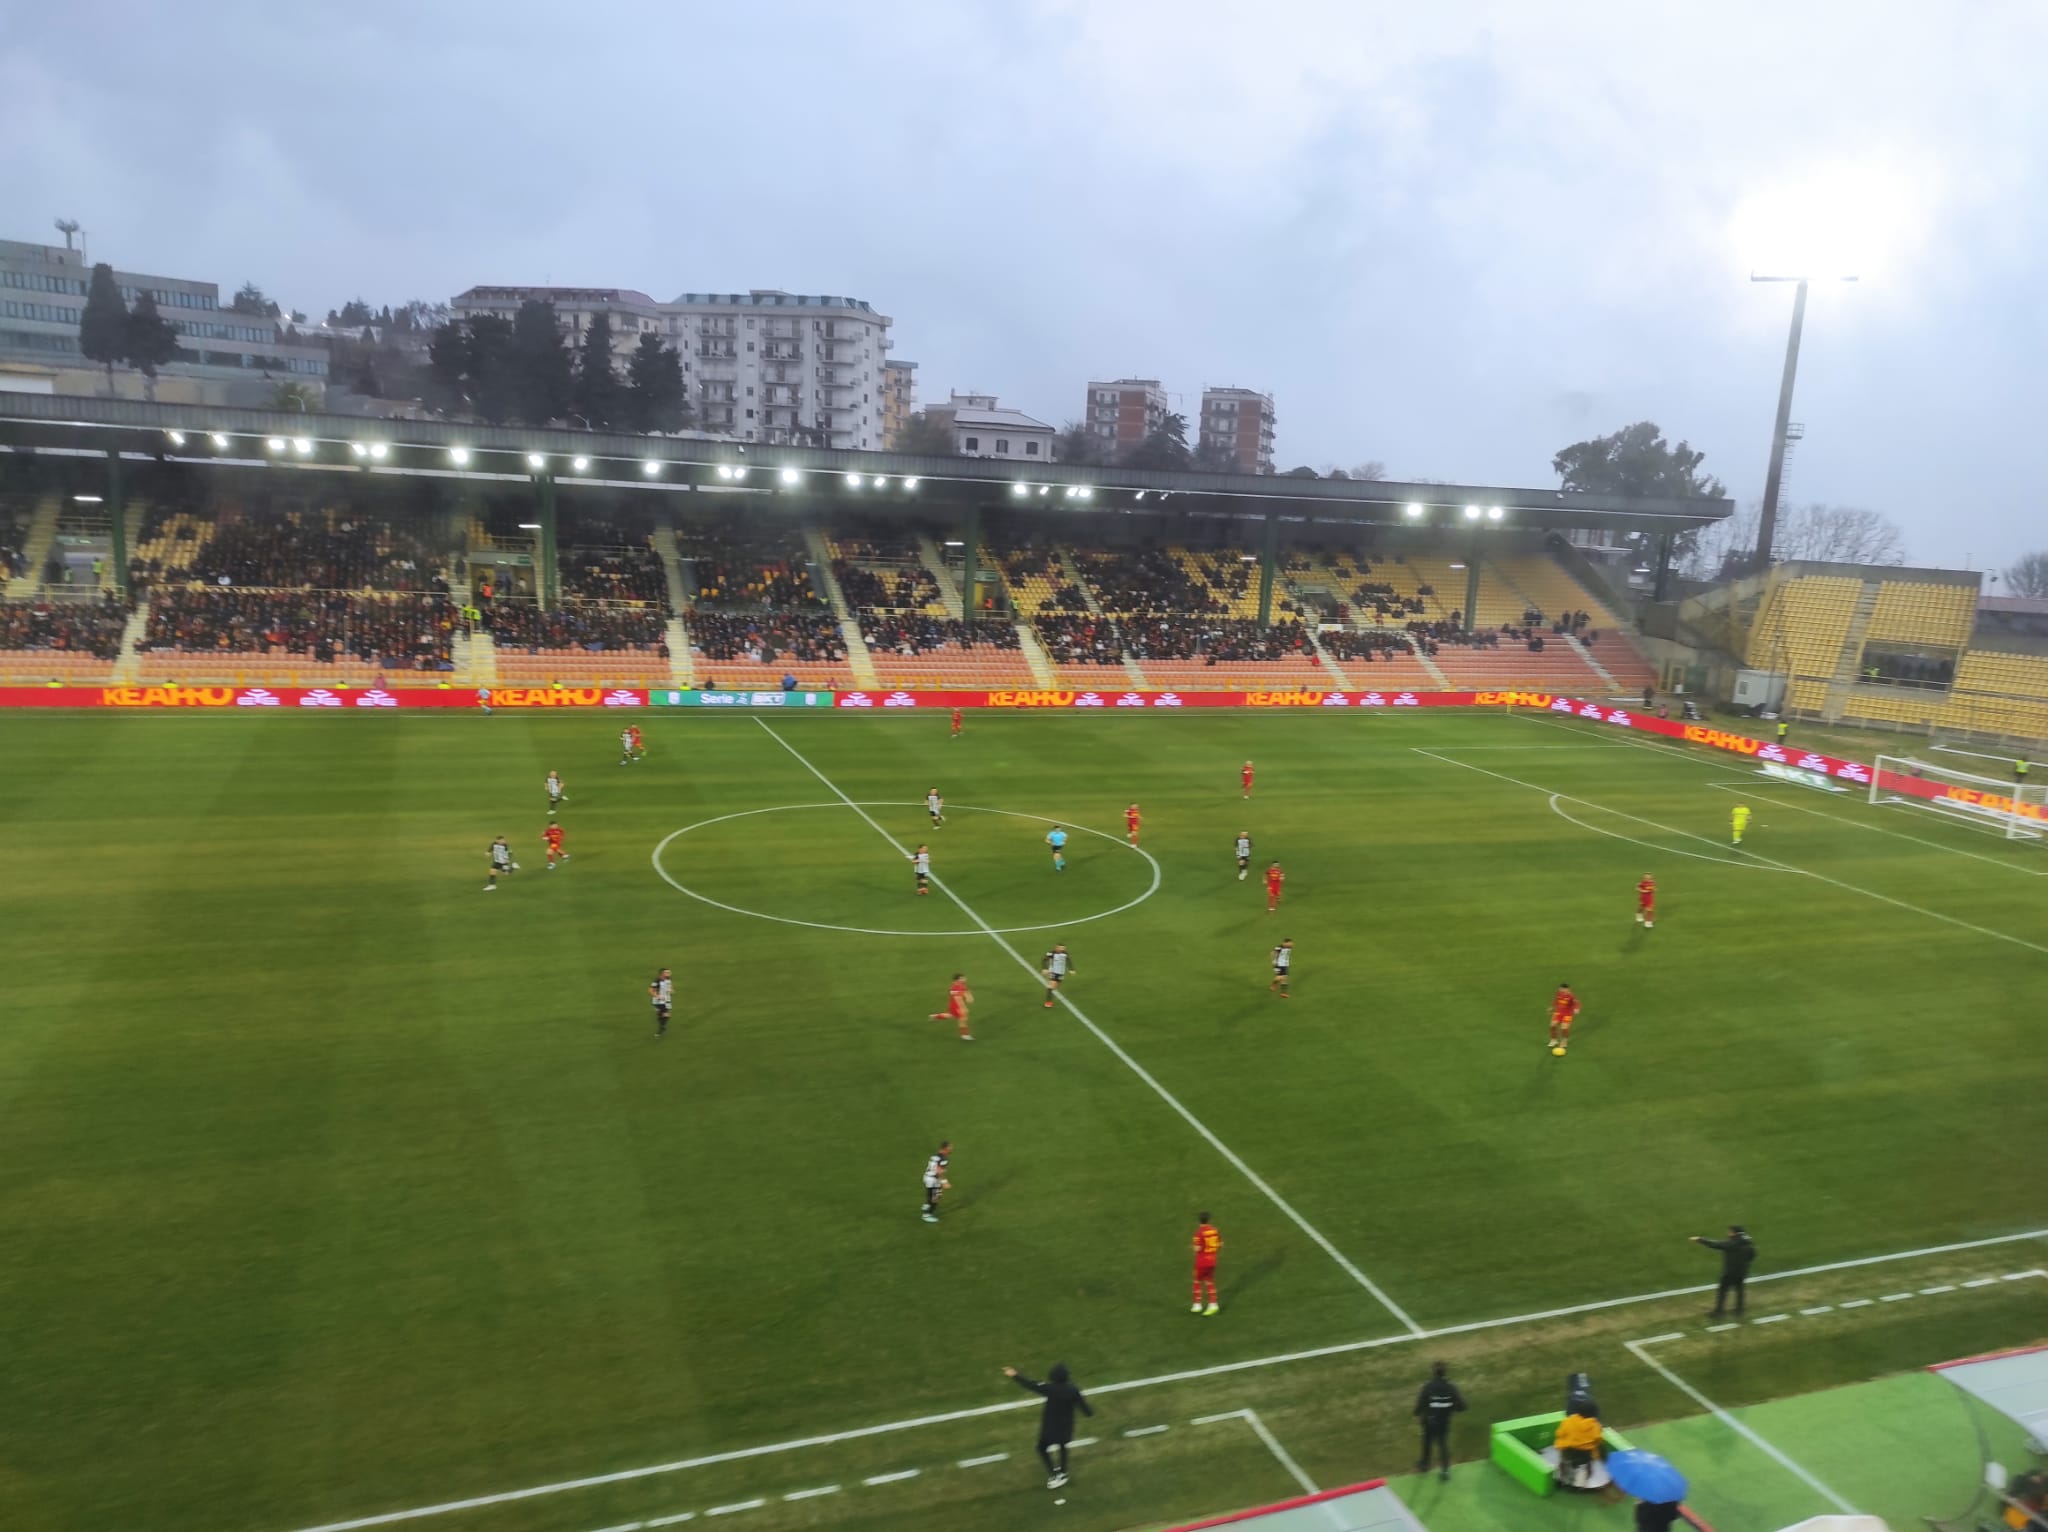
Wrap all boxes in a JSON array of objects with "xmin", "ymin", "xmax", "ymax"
[
  {"xmin": 845, "ymin": 473, "xmax": 863, "ymax": 488},
  {"xmin": 1134, "ymin": 491, "xmax": 1146, "ymax": 501},
  {"xmin": 166, "ymin": 429, "xmax": 186, "ymax": 447},
  {"xmin": 780, "ymin": 467, "xmax": 801, "ymax": 485},
  {"xmin": 732, "ymin": 466, "xmax": 748, "ymax": 481},
  {"xmin": 902, "ymin": 477, "xmax": 919, "ymax": 490},
  {"xmin": 292, "ymin": 438, "xmax": 312, "ymax": 455},
  {"xmin": 517, "ymin": 522, "xmax": 541, "ymax": 530},
  {"xmin": 642, "ymin": 459, "xmax": 661, "ymax": 476},
  {"xmin": 1240, "ymin": 554, "xmax": 1257, "ymax": 563},
  {"xmin": 369, "ymin": 442, "xmax": 389, "ymax": 460},
  {"xmin": 73, "ymin": 494, "xmax": 103, "ymax": 504},
  {"xmin": 349, "ymin": 441, "xmax": 368, "ymax": 458},
  {"xmin": 1039, "ymin": 485, "xmax": 1050, "ymax": 496},
  {"xmin": 943, "ymin": 539, "xmax": 964, "ymax": 547},
  {"xmin": 716, "ymin": 464, "xmax": 733, "ymax": 479},
  {"xmin": 1011, "ymin": 483, "xmax": 1029, "ymax": 497},
  {"xmin": 1063, "ymin": 486, "xmax": 1077, "ymax": 499},
  {"xmin": 209, "ymin": 432, "xmax": 229, "ymax": 449},
  {"xmin": 526, "ymin": 453, "xmax": 546, "ymax": 470},
  {"xmin": 1077, "ymin": 487, "xmax": 1092, "ymax": 501},
  {"xmin": 1448, "ymin": 561, "xmax": 1467, "ymax": 570},
  {"xmin": 571, "ymin": 456, "xmax": 589, "ymax": 472},
  {"xmin": 873, "ymin": 476, "xmax": 888, "ymax": 488},
  {"xmin": 1463, "ymin": 504, "xmax": 1481, "ymax": 520},
  {"xmin": 1487, "ymin": 505, "xmax": 1504, "ymax": 521},
  {"xmin": 1404, "ymin": 502, "xmax": 1424, "ymax": 519},
  {"xmin": 449, "ymin": 447, "xmax": 470, "ymax": 466},
  {"xmin": 266, "ymin": 437, "xmax": 286, "ymax": 453}
]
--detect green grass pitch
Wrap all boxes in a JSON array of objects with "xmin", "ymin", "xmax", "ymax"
[{"xmin": 0, "ymin": 707, "xmax": 2041, "ymax": 1531}]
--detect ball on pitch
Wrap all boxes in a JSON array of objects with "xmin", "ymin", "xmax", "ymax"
[{"xmin": 1551, "ymin": 1046, "xmax": 1566, "ymax": 1057}]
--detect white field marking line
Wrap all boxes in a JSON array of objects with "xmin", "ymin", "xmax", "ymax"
[
  {"xmin": 589, "ymin": 1524, "xmax": 644, "ymax": 1532},
  {"xmin": 646, "ymin": 1516, "xmax": 695, "ymax": 1528},
  {"xmin": 1921, "ymin": 1284, "xmax": 1956, "ymax": 1294},
  {"xmin": 860, "ymin": 1469, "xmax": 919, "ymax": 1486},
  {"xmin": 1068, "ymin": 1436, "xmax": 1099, "ymax": 1449},
  {"xmin": 1547, "ymin": 793, "xmax": 1775, "ymax": 870},
  {"xmin": 1706, "ymin": 1323, "xmax": 1740, "ymax": 1333},
  {"xmin": 1625, "ymin": 1335, "xmax": 1858, "ymax": 1515},
  {"xmin": 781, "ymin": 1485, "xmax": 839, "ymax": 1501},
  {"xmin": 1752, "ymin": 1314, "xmax": 1790, "ymax": 1324},
  {"xmin": 1933, "ymin": 742, "xmax": 2032, "ymax": 768},
  {"xmin": 286, "ymin": 1227, "xmax": 2048, "ymax": 1532},
  {"xmin": 1800, "ymin": 1305, "xmax": 1835, "ymax": 1316},
  {"xmin": 1242, "ymin": 1408, "xmax": 1321, "ymax": 1498},
  {"xmin": 1416, "ymin": 749, "xmax": 2048, "ymax": 958},
  {"xmin": 1124, "ymin": 1424, "xmax": 1170, "ymax": 1438},
  {"xmin": 649, "ymin": 802, "xmax": 1162, "ymax": 937},
  {"xmin": 1508, "ymin": 709, "xmax": 2048, "ymax": 873},
  {"xmin": 957, "ymin": 1453, "xmax": 1009, "ymax": 1468},
  {"xmin": 1700, "ymin": 781, "xmax": 2048, "ymax": 878},
  {"xmin": 1880, "ymin": 1292, "xmax": 1914, "ymax": 1302},
  {"xmin": 703, "ymin": 1501, "xmax": 764, "ymax": 1517},
  {"xmin": 752, "ymin": 717, "xmax": 1424, "ymax": 1337}
]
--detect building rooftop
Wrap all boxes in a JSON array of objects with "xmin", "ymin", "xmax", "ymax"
[
  {"xmin": 670, "ymin": 291, "xmax": 881, "ymax": 314},
  {"xmin": 455, "ymin": 285, "xmax": 661, "ymax": 308},
  {"xmin": 948, "ymin": 406, "xmax": 1053, "ymax": 432}
]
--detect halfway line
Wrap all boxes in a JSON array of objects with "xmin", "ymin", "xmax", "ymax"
[{"xmin": 750, "ymin": 718, "xmax": 1424, "ymax": 1336}]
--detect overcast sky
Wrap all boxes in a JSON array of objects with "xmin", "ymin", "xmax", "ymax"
[{"xmin": 5, "ymin": 1, "xmax": 2044, "ymax": 572}]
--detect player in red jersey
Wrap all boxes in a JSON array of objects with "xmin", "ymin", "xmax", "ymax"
[
  {"xmin": 627, "ymin": 724, "xmax": 645, "ymax": 761},
  {"xmin": 951, "ymin": 707, "xmax": 964, "ymax": 738},
  {"xmin": 929, "ymin": 973, "xmax": 975, "ymax": 1041},
  {"xmin": 1191, "ymin": 1213, "xmax": 1222, "ymax": 1315},
  {"xmin": 1241, "ymin": 760, "xmax": 1255, "ymax": 799},
  {"xmin": 1636, "ymin": 873, "xmax": 1656, "ymax": 929},
  {"xmin": 1125, "ymin": 803, "xmax": 1141, "ymax": 846},
  {"xmin": 1264, "ymin": 861, "xmax": 1285, "ymax": 913},
  {"xmin": 1548, "ymin": 982, "xmax": 1580, "ymax": 1055},
  {"xmin": 544, "ymin": 821, "xmax": 568, "ymax": 868}
]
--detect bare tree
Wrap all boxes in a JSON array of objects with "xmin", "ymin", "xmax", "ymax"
[
  {"xmin": 2002, "ymin": 551, "xmax": 2048, "ymax": 598},
  {"xmin": 1684, "ymin": 501, "xmax": 1907, "ymax": 579}
]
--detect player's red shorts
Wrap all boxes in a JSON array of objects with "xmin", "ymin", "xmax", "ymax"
[
  {"xmin": 1194, "ymin": 1259, "xmax": 1217, "ymax": 1280},
  {"xmin": 1552, "ymin": 1015, "xmax": 1574, "ymax": 1034},
  {"xmin": 1638, "ymin": 894, "xmax": 1654, "ymax": 909},
  {"xmin": 946, "ymin": 1002, "xmax": 967, "ymax": 1020}
]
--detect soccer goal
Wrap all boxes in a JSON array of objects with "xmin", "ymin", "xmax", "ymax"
[{"xmin": 1869, "ymin": 755, "xmax": 2047, "ymax": 841}]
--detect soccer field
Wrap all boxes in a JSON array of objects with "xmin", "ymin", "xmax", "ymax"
[{"xmin": 2, "ymin": 706, "xmax": 2043, "ymax": 1532}]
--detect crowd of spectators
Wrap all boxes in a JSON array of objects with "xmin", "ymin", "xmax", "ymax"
[
  {"xmin": 1345, "ymin": 580, "xmax": 1428, "ymax": 623},
  {"xmin": 1, "ymin": 506, "xmax": 27, "ymax": 583},
  {"xmin": 1532, "ymin": 608, "xmax": 1601, "ymax": 643},
  {"xmin": 0, "ymin": 594, "xmax": 130, "ymax": 658},
  {"xmin": 1321, "ymin": 629, "xmax": 1416, "ymax": 664},
  {"xmin": 681, "ymin": 519, "xmax": 825, "ymax": 610},
  {"xmin": 1070, "ymin": 547, "xmax": 1227, "ymax": 614},
  {"xmin": 141, "ymin": 588, "xmax": 458, "ymax": 667},
  {"xmin": 488, "ymin": 600, "xmax": 667, "ymax": 654},
  {"xmin": 832, "ymin": 559, "xmax": 941, "ymax": 611},
  {"xmin": 559, "ymin": 544, "xmax": 668, "ymax": 609},
  {"xmin": 1031, "ymin": 614, "xmax": 1125, "ymax": 667},
  {"xmin": 152, "ymin": 509, "xmax": 450, "ymax": 593},
  {"xmin": 1120, "ymin": 616, "xmax": 1312, "ymax": 664},
  {"xmin": 687, "ymin": 612, "xmax": 846, "ymax": 664},
  {"xmin": 830, "ymin": 521, "xmax": 923, "ymax": 561},
  {"xmin": 858, "ymin": 614, "xmax": 1021, "ymax": 655}
]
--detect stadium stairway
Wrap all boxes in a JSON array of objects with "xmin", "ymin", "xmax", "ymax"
[
  {"xmin": 1565, "ymin": 632, "xmax": 1620, "ymax": 690},
  {"xmin": 1408, "ymin": 635, "xmax": 1451, "ymax": 688},
  {"xmin": 5, "ymin": 493, "xmax": 61, "ymax": 597},
  {"xmin": 665, "ymin": 617, "xmax": 694, "ymax": 686},
  {"xmin": 1055, "ymin": 546, "xmax": 1151, "ymax": 688},
  {"xmin": 1014, "ymin": 624, "xmax": 1060, "ymax": 687},
  {"xmin": 652, "ymin": 523, "xmax": 691, "ymax": 612},
  {"xmin": 108, "ymin": 602, "xmax": 152, "ymax": 684},
  {"xmin": 1302, "ymin": 627, "xmax": 1355, "ymax": 689},
  {"xmin": 458, "ymin": 627, "xmax": 496, "ymax": 685},
  {"xmin": 915, "ymin": 533, "xmax": 965, "ymax": 618},
  {"xmin": 800, "ymin": 525, "xmax": 881, "ymax": 688},
  {"xmin": 1821, "ymin": 581, "xmax": 1883, "ymax": 720}
]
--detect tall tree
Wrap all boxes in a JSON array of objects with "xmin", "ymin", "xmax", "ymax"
[
  {"xmin": 897, "ymin": 411, "xmax": 958, "ymax": 456},
  {"xmin": 624, "ymin": 333, "xmax": 688, "ymax": 433},
  {"xmin": 506, "ymin": 300, "xmax": 572, "ymax": 424},
  {"xmin": 573, "ymin": 310, "xmax": 620, "ymax": 428},
  {"xmin": 77, "ymin": 262, "xmax": 129, "ymax": 393},
  {"xmin": 1553, "ymin": 421, "xmax": 1726, "ymax": 573},
  {"xmin": 466, "ymin": 313, "xmax": 516, "ymax": 423},
  {"xmin": 2003, "ymin": 551, "xmax": 2048, "ymax": 600},
  {"xmin": 123, "ymin": 290, "xmax": 181, "ymax": 396},
  {"xmin": 1280, "ymin": 465, "xmax": 1320, "ymax": 478},
  {"xmin": 1053, "ymin": 421, "xmax": 1104, "ymax": 466},
  {"xmin": 1121, "ymin": 410, "xmax": 1191, "ymax": 471},
  {"xmin": 231, "ymin": 281, "xmax": 280, "ymax": 318},
  {"xmin": 333, "ymin": 298, "xmax": 375, "ymax": 328}
]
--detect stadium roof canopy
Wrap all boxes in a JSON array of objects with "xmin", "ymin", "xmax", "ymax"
[{"xmin": 0, "ymin": 394, "xmax": 1732, "ymax": 538}]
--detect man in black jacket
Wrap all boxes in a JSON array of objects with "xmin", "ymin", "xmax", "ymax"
[
  {"xmin": 1413, "ymin": 1360, "xmax": 1467, "ymax": 1481},
  {"xmin": 1004, "ymin": 1363, "xmax": 1093, "ymax": 1489},
  {"xmin": 1692, "ymin": 1225, "xmax": 1757, "ymax": 1318}
]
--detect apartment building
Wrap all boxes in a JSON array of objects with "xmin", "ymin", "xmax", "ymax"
[
  {"xmin": 673, "ymin": 291, "xmax": 891, "ymax": 449},
  {"xmin": 881, "ymin": 358, "xmax": 918, "ymax": 448},
  {"xmin": 1083, "ymin": 377, "xmax": 1168, "ymax": 457},
  {"xmin": 450, "ymin": 285, "xmax": 669, "ymax": 376},
  {"xmin": 0, "ymin": 237, "xmax": 328, "ymax": 405},
  {"xmin": 1198, "ymin": 386, "xmax": 1276, "ymax": 474},
  {"xmin": 923, "ymin": 391, "xmax": 1055, "ymax": 462}
]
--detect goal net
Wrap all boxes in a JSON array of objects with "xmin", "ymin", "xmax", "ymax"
[{"xmin": 1869, "ymin": 755, "xmax": 2048, "ymax": 841}]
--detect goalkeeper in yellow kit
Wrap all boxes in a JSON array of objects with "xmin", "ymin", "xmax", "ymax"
[{"xmin": 1731, "ymin": 803, "xmax": 1751, "ymax": 845}]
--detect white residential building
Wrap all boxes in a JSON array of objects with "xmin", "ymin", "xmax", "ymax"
[
  {"xmin": 671, "ymin": 290, "xmax": 891, "ymax": 449},
  {"xmin": 923, "ymin": 391, "xmax": 1055, "ymax": 462}
]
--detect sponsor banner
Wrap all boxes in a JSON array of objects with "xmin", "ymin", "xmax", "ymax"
[
  {"xmin": 1871, "ymin": 762, "xmax": 2048, "ymax": 823},
  {"xmin": 1538, "ymin": 695, "xmax": 1879, "ymax": 786},
  {"xmin": 648, "ymin": 689, "xmax": 836, "ymax": 708},
  {"xmin": 831, "ymin": 688, "xmax": 1482, "ymax": 710},
  {"xmin": 0, "ymin": 685, "xmax": 628, "ymax": 709}
]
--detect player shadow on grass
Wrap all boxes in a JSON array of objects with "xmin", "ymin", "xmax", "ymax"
[{"xmin": 1226, "ymin": 1250, "xmax": 1287, "ymax": 1303}]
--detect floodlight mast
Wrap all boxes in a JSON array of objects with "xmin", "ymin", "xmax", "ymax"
[{"xmin": 1751, "ymin": 273, "xmax": 1857, "ymax": 572}]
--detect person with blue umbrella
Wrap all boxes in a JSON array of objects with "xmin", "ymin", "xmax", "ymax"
[{"xmin": 1608, "ymin": 1449, "xmax": 1687, "ymax": 1529}]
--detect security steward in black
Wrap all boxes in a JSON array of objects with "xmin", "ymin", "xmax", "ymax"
[
  {"xmin": 1003, "ymin": 1363, "xmax": 1093, "ymax": 1490},
  {"xmin": 1692, "ymin": 1224, "xmax": 1757, "ymax": 1318},
  {"xmin": 1414, "ymin": 1360, "xmax": 1467, "ymax": 1480}
]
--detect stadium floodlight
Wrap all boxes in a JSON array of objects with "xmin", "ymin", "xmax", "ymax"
[
  {"xmin": 716, "ymin": 464, "xmax": 734, "ymax": 479},
  {"xmin": 732, "ymin": 466, "xmax": 747, "ymax": 481},
  {"xmin": 1011, "ymin": 483, "xmax": 1029, "ymax": 497},
  {"xmin": 1134, "ymin": 491, "xmax": 1146, "ymax": 501},
  {"xmin": 166, "ymin": 430, "xmax": 186, "ymax": 447},
  {"xmin": 1463, "ymin": 504, "xmax": 1481, "ymax": 520},
  {"xmin": 449, "ymin": 447, "xmax": 470, "ymax": 466},
  {"xmin": 642, "ymin": 459, "xmax": 661, "ymax": 476},
  {"xmin": 349, "ymin": 442, "xmax": 368, "ymax": 458},
  {"xmin": 1404, "ymin": 502, "xmax": 1424, "ymax": 518},
  {"xmin": 1240, "ymin": 554, "xmax": 1256, "ymax": 563},
  {"xmin": 943, "ymin": 539, "xmax": 963, "ymax": 547},
  {"xmin": 1486, "ymin": 505, "xmax": 1504, "ymax": 522},
  {"xmin": 1077, "ymin": 487, "xmax": 1092, "ymax": 500},
  {"xmin": 292, "ymin": 437, "xmax": 312, "ymax": 455},
  {"xmin": 526, "ymin": 453, "xmax": 546, "ymax": 470},
  {"xmin": 266, "ymin": 437, "xmax": 286, "ymax": 453},
  {"xmin": 1870, "ymin": 755, "xmax": 2046, "ymax": 842},
  {"xmin": 517, "ymin": 522, "xmax": 541, "ymax": 530},
  {"xmin": 1063, "ymin": 486, "xmax": 1077, "ymax": 499},
  {"xmin": 845, "ymin": 473, "xmax": 863, "ymax": 488},
  {"xmin": 73, "ymin": 494, "xmax": 103, "ymax": 504},
  {"xmin": 902, "ymin": 477, "xmax": 919, "ymax": 490},
  {"xmin": 570, "ymin": 456, "xmax": 589, "ymax": 471},
  {"xmin": 780, "ymin": 467, "xmax": 801, "ymax": 485},
  {"xmin": 1039, "ymin": 485, "xmax": 1050, "ymax": 496},
  {"xmin": 209, "ymin": 432, "xmax": 229, "ymax": 449},
  {"xmin": 872, "ymin": 476, "xmax": 888, "ymax": 488},
  {"xmin": 369, "ymin": 442, "xmax": 389, "ymax": 460}
]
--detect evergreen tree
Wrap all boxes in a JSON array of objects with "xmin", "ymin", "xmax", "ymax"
[
  {"xmin": 123, "ymin": 290, "xmax": 181, "ymax": 392},
  {"xmin": 507, "ymin": 300, "xmax": 572, "ymax": 424},
  {"xmin": 574, "ymin": 310, "xmax": 620, "ymax": 428},
  {"xmin": 625, "ymin": 333, "xmax": 689, "ymax": 433},
  {"xmin": 78, "ymin": 262, "xmax": 129, "ymax": 393}
]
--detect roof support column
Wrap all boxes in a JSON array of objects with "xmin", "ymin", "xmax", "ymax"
[
  {"xmin": 1463, "ymin": 540, "xmax": 1481, "ymax": 635},
  {"xmin": 533, "ymin": 472, "xmax": 558, "ymax": 611},
  {"xmin": 1257, "ymin": 513, "xmax": 1278, "ymax": 628},
  {"xmin": 961, "ymin": 505, "xmax": 980, "ymax": 617},
  {"xmin": 104, "ymin": 448, "xmax": 128, "ymax": 597}
]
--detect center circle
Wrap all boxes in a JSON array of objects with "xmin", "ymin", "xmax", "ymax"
[{"xmin": 651, "ymin": 803, "xmax": 1163, "ymax": 937}]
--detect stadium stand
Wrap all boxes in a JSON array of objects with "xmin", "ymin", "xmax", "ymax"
[
  {"xmin": 137, "ymin": 588, "xmax": 458, "ymax": 681},
  {"xmin": 1746, "ymin": 574, "xmax": 1863, "ymax": 711},
  {"xmin": 858, "ymin": 613, "xmax": 1036, "ymax": 687},
  {"xmin": 1937, "ymin": 649, "xmax": 2048, "ymax": 741},
  {"xmin": 1865, "ymin": 579, "xmax": 1976, "ymax": 649},
  {"xmin": 678, "ymin": 516, "xmax": 827, "ymax": 610},
  {"xmin": 0, "ymin": 593, "xmax": 127, "ymax": 678},
  {"xmin": 684, "ymin": 610, "xmax": 852, "ymax": 690}
]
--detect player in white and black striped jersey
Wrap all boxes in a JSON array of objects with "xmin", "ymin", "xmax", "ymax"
[
  {"xmin": 921, "ymin": 1140, "xmax": 952, "ymax": 1223},
  {"xmin": 1235, "ymin": 831, "xmax": 1253, "ymax": 881},
  {"xmin": 908, "ymin": 844, "xmax": 932, "ymax": 896},
  {"xmin": 546, "ymin": 771, "xmax": 566, "ymax": 816},
  {"xmin": 1270, "ymin": 938, "xmax": 1292, "ymax": 998},
  {"xmin": 1040, "ymin": 943, "xmax": 1072, "ymax": 1008},
  {"xmin": 485, "ymin": 836, "xmax": 516, "ymax": 890},
  {"xmin": 926, "ymin": 788, "xmax": 945, "ymax": 827},
  {"xmin": 650, "ymin": 967, "xmax": 673, "ymax": 1037}
]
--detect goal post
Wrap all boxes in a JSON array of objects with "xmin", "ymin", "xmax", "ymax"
[{"xmin": 1868, "ymin": 755, "xmax": 2047, "ymax": 841}]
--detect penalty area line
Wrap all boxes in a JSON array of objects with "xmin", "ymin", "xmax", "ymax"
[{"xmin": 750, "ymin": 717, "xmax": 1425, "ymax": 1338}]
